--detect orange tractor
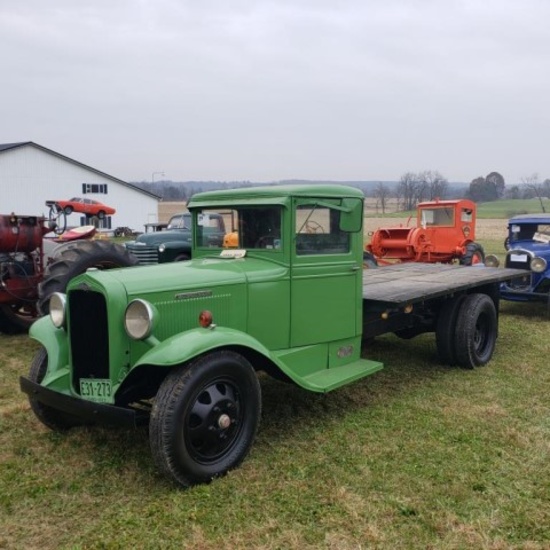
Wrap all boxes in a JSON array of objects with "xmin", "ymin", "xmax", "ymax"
[{"xmin": 365, "ymin": 199, "xmax": 485, "ymax": 266}]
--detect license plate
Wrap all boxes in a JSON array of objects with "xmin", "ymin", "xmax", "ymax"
[
  {"xmin": 79, "ymin": 379, "xmax": 113, "ymax": 403},
  {"xmin": 510, "ymin": 253, "xmax": 528, "ymax": 262}
]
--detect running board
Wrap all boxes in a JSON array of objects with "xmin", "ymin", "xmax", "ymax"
[{"xmin": 301, "ymin": 359, "xmax": 383, "ymax": 392}]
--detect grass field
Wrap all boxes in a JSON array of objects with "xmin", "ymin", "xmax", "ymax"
[
  {"xmin": 364, "ymin": 197, "xmax": 549, "ymax": 220},
  {"xmin": 1, "ymin": 237, "xmax": 549, "ymax": 549}
]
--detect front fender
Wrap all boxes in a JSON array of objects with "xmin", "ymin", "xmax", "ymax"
[
  {"xmin": 133, "ymin": 326, "xmax": 277, "ymax": 371},
  {"xmin": 29, "ymin": 316, "xmax": 69, "ymax": 375}
]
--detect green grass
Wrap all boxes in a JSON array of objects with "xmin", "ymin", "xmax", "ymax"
[
  {"xmin": 2, "ymin": 275, "xmax": 549, "ymax": 548},
  {"xmin": 476, "ymin": 199, "xmax": 549, "ymax": 219}
]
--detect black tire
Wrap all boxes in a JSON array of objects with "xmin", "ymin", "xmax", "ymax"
[
  {"xmin": 435, "ymin": 295, "xmax": 466, "ymax": 366},
  {"xmin": 28, "ymin": 347, "xmax": 82, "ymax": 430},
  {"xmin": 38, "ymin": 240, "xmax": 139, "ymax": 314},
  {"xmin": 0, "ymin": 303, "xmax": 36, "ymax": 334},
  {"xmin": 504, "ymin": 237, "xmax": 510, "ymax": 250},
  {"xmin": 460, "ymin": 242, "xmax": 485, "ymax": 266},
  {"xmin": 455, "ymin": 294, "xmax": 497, "ymax": 369},
  {"xmin": 363, "ymin": 251, "xmax": 378, "ymax": 269},
  {"xmin": 64, "ymin": 206, "xmax": 73, "ymax": 215},
  {"xmin": 174, "ymin": 253, "xmax": 191, "ymax": 262},
  {"xmin": 149, "ymin": 351, "xmax": 261, "ymax": 488}
]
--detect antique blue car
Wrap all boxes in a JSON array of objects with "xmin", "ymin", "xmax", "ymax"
[{"xmin": 489, "ymin": 214, "xmax": 550, "ymax": 304}]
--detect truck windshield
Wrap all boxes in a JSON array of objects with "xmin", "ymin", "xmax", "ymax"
[
  {"xmin": 511, "ymin": 223, "xmax": 550, "ymax": 243},
  {"xmin": 195, "ymin": 207, "xmax": 282, "ymax": 250}
]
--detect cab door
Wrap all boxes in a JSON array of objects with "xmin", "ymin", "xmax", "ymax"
[{"xmin": 290, "ymin": 199, "xmax": 362, "ymax": 347}]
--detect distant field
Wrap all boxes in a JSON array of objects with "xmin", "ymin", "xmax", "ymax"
[{"xmin": 364, "ymin": 197, "xmax": 549, "ymax": 220}]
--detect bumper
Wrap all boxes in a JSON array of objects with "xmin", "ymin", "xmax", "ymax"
[{"xmin": 20, "ymin": 376, "xmax": 149, "ymax": 427}]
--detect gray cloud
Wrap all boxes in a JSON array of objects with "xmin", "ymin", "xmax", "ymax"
[{"xmin": 1, "ymin": 0, "xmax": 549, "ymax": 183}]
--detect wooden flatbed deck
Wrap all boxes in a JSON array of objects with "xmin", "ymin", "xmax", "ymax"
[{"xmin": 362, "ymin": 264, "xmax": 526, "ymax": 307}]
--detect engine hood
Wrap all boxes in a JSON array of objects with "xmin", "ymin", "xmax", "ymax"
[
  {"xmin": 508, "ymin": 242, "xmax": 550, "ymax": 259},
  {"xmin": 132, "ymin": 229, "xmax": 191, "ymax": 246},
  {"xmin": 79, "ymin": 256, "xmax": 288, "ymax": 296}
]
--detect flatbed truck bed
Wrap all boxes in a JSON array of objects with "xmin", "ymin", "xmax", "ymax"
[{"xmin": 362, "ymin": 263, "xmax": 526, "ymax": 307}]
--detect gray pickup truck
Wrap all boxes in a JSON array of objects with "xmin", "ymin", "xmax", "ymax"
[{"xmin": 125, "ymin": 211, "xmax": 227, "ymax": 264}]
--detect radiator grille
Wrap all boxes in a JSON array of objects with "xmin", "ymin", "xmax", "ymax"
[
  {"xmin": 504, "ymin": 249, "xmax": 532, "ymax": 289},
  {"xmin": 125, "ymin": 243, "xmax": 159, "ymax": 264},
  {"xmin": 69, "ymin": 289, "xmax": 109, "ymax": 393}
]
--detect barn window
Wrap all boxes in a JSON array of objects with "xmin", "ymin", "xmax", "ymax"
[{"xmin": 82, "ymin": 183, "xmax": 108, "ymax": 194}]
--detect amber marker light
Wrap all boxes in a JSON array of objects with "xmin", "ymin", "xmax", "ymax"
[
  {"xmin": 404, "ymin": 304, "xmax": 413, "ymax": 314},
  {"xmin": 199, "ymin": 310, "xmax": 213, "ymax": 328}
]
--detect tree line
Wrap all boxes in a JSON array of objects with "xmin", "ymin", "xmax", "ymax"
[{"xmin": 369, "ymin": 171, "xmax": 550, "ymax": 213}]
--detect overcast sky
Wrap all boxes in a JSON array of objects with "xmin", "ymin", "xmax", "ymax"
[{"xmin": 1, "ymin": 0, "xmax": 549, "ymax": 184}]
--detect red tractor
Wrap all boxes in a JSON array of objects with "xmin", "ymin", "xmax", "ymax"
[
  {"xmin": 0, "ymin": 210, "xmax": 138, "ymax": 334},
  {"xmin": 365, "ymin": 199, "xmax": 485, "ymax": 266}
]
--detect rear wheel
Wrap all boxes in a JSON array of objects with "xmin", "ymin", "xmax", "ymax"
[
  {"xmin": 149, "ymin": 351, "xmax": 261, "ymax": 487},
  {"xmin": 460, "ymin": 242, "xmax": 485, "ymax": 266},
  {"xmin": 435, "ymin": 295, "xmax": 466, "ymax": 366},
  {"xmin": 28, "ymin": 347, "xmax": 82, "ymax": 430},
  {"xmin": 455, "ymin": 294, "xmax": 497, "ymax": 368},
  {"xmin": 0, "ymin": 303, "xmax": 37, "ymax": 334}
]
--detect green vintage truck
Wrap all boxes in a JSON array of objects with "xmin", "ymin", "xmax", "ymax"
[{"xmin": 20, "ymin": 185, "xmax": 523, "ymax": 487}]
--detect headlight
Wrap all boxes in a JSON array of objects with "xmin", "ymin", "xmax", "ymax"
[
  {"xmin": 124, "ymin": 299, "xmax": 156, "ymax": 340},
  {"xmin": 158, "ymin": 243, "xmax": 166, "ymax": 253},
  {"xmin": 530, "ymin": 256, "xmax": 547, "ymax": 273},
  {"xmin": 484, "ymin": 254, "xmax": 500, "ymax": 268},
  {"xmin": 49, "ymin": 292, "xmax": 67, "ymax": 328}
]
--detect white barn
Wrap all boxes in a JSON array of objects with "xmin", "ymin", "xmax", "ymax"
[{"xmin": 0, "ymin": 142, "xmax": 160, "ymax": 231}]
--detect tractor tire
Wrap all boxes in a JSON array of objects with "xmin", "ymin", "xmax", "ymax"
[
  {"xmin": 460, "ymin": 242, "xmax": 485, "ymax": 266},
  {"xmin": 0, "ymin": 303, "xmax": 36, "ymax": 334},
  {"xmin": 38, "ymin": 240, "xmax": 139, "ymax": 315}
]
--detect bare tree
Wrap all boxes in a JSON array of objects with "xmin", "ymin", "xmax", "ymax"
[
  {"xmin": 521, "ymin": 174, "xmax": 546, "ymax": 212},
  {"xmin": 486, "ymin": 172, "xmax": 506, "ymax": 198},
  {"xmin": 397, "ymin": 172, "xmax": 420, "ymax": 211},
  {"xmin": 373, "ymin": 182, "xmax": 391, "ymax": 214},
  {"xmin": 419, "ymin": 170, "xmax": 449, "ymax": 200}
]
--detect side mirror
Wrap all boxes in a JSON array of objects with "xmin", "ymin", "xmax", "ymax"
[{"xmin": 339, "ymin": 198, "xmax": 363, "ymax": 233}]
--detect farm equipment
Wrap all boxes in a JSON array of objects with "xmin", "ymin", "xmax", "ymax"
[
  {"xmin": 365, "ymin": 198, "xmax": 485, "ymax": 266},
  {"xmin": 0, "ymin": 208, "xmax": 138, "ymax": 334}
]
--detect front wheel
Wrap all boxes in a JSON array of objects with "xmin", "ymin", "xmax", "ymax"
[
  {"xmin": 149, "ymin": 351, "xmax": 261, "ymax": 488},
  {"xmin": 28, "ymin": 347, "xmax": 82, "ymax": 430}
]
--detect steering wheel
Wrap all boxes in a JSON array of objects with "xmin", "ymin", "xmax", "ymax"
[
  {"xmin": 305, "ymin": 221, "xmax": 325, "ymax": 234},
  {"xmin": 255, "ymin": 235, "xmax": 278, "ymax": 249},
  {"xmin": 48, "ymin": 203, "xmax": 67, "ymax": 235}
]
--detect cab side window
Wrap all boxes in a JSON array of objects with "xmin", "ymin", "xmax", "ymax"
[{"xmin": 295, "ymin": 205, "xmax": 350, "ymax": 255}]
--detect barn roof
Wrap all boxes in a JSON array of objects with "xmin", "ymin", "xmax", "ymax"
[{"xmin": 0, "ymin": 141, "xmax": 160, "ymax": 200}]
